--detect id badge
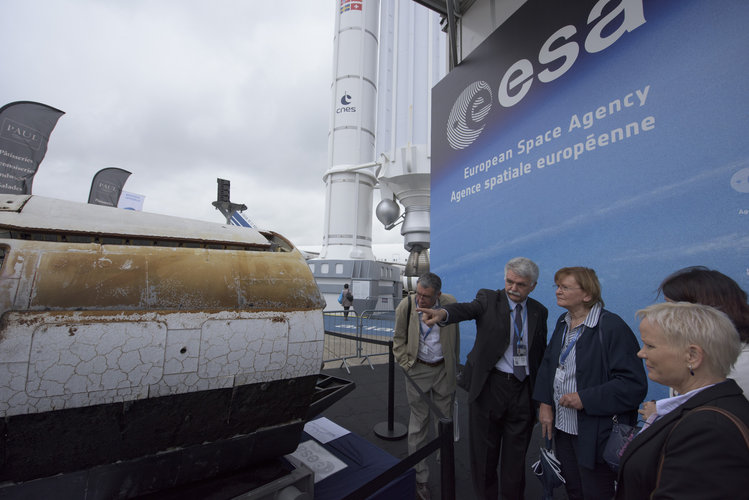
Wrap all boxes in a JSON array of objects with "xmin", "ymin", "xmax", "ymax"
[
  {"xmin": 553, "ymin": 366, "xmax": 565, "ymax": 393},
  {"xmin": 419, "ymin": 342, "xmax": 430, "ymax": 357},
  {"xmin": 514, "ymin": 341, "xmax": 528, "ymax": 366}
]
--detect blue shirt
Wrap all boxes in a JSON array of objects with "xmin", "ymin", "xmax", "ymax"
[{"xmin": 554, "ymin": 303, "xmax": 602, "ymax": 434}]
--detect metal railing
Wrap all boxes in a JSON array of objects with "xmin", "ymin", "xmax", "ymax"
[{"xmin": 322, "ymin": 310, "xmax": 396, "ymax": 372}]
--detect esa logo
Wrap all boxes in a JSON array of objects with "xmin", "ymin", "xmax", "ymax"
[
  {"xmin": 337, "ymin": 92, "xmax": 356, "ymax": 113},
  {"xmin": 447, "ymin": 82, "xmax": 493, "ymax": 150},
  {"xmin": 446, "ymin": 0, "xmax": 646, "ymax": 150},
  {"xmin": 732, "ymin": 168, "xmax": 749, "ymax": 194}
]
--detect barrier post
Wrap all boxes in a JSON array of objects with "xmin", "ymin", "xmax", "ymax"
[
  {"xmin": 373, "ymin": 340, "xmax": 407, "ymax": 440},
  {"xmin": 355, "ymin": 313, "xmax": 363, "ymax": 358},
  {"xmin": 438, "ymin": 418, "xmax": 456, "ymax": 500}
]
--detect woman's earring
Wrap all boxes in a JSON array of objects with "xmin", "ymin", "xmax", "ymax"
[{"xmin": 689, "ymin": 364, "xmax": 695, "ymax": 376}]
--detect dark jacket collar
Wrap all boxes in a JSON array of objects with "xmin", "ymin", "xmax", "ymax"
[{"xmin": 621, "ymin": 379, "xmax": 743, "ymax": 463}]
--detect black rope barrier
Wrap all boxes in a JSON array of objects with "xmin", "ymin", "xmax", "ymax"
[{"xmin": 322, "ymin": 327, "xmax": 457, "ymax": 500}]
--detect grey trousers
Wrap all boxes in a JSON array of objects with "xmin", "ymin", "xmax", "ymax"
[{"xmin": 404, "ymin": 361, "xmax": 455, "ymax": 483}]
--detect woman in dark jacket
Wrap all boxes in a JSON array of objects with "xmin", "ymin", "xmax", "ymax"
[
  {"xmin": 533, "ymin": 267, "xmax": 647, "ymax": 499},
  {"xmin": 616, "ymin": 302, "xmax": 749, "ymax": 499}
]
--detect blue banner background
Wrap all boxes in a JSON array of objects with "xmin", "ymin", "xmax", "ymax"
[{"xmin": 430, "ymin": 0, "xmax": 749, "ymax": 401}]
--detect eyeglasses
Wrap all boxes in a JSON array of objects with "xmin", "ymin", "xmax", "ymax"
[{"xmin": 553, "ymin": 284, "xmax": 581, "ymax": 292}]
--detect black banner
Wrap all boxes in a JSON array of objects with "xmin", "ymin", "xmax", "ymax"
[
  {"xmin": 0, "ymin": 101, "xmax": 65, "ymax": 194},
  {"xmin": 88, "ymin": 167, "xmax": 131, "ymax": 207}
]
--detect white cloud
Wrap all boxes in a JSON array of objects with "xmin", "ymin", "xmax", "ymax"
[{"xmin": 0, "ymin": 1, "xmax": 412, "ymax": 248}]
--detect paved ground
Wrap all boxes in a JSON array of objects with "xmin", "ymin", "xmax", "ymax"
[{"xmin": 320, "ymin": 362, "xmax": 567, "ymax": 500}]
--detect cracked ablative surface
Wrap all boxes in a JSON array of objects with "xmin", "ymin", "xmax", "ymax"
[
  {"xmin": 0, "ymin": 309, "xmax": 324, "ymax": 417},
  {"xmin": 0, "ymin": 195, "xmax": 328, "ymax": 483}
]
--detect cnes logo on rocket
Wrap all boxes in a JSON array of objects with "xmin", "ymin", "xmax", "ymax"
[{"xmin": 337, "ymin": 92, "xmax": 356, "ymax": 113}]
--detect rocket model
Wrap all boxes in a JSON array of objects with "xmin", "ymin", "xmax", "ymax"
[
  {"xmin": 312, "ymin": 0, "xmax": 403, "ymax": 313},
  {"xmin": 312, "ymin": 0, "xmax": 446, "ymax": 309},
  {"xmin": 320, "ymin": 0, "xmax": 380, "ymax": 261}
]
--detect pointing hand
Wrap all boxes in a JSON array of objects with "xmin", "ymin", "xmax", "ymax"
[{"xmin": 416, "ymin": 307, "xmax": 446, "ymax": 326}]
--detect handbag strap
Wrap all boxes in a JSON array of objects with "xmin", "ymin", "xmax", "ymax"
[
  {"xmin": 598, "ymin": 311, "xmax": 610, "ymax": 378},
  {"xmin": 405, "ymin": 293, "xmax": 413, "ymax": 345},
  {"xmin": 597, "ymin": 312, "xmax": 618, "ymax": 427},
  {"xmin": 651, "ymin": 405, "xmax": 749, "ymax": 497}
]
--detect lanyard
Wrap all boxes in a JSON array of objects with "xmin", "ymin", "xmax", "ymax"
[
  {"xmin": 418, "ymin": 311, "xmax": 433, "ymax": 339},
  {"xmin": 559, "ymin": 323, "xmax": 583, "ymax": 366},
  {"xmin": 416, "ymin": 296, "xmax": 437, "ymax": 340},
  {"xmin": 513, "ymin": 305, "xmax": 527, "ymax": 342}
]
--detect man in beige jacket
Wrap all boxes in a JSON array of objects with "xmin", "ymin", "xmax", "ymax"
[{"xmin": 393, "ymin": 272, "xmax": 460, "ymax": 500}]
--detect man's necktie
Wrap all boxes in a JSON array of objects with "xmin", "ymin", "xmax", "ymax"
[{"xmin": 513, "ymin": 304, "xmax": 526, "ymax": 381}]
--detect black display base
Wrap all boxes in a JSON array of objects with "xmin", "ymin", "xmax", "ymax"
[{"xmin": 373, "ymin": 421, "xmax": 408, "ymax": 441}]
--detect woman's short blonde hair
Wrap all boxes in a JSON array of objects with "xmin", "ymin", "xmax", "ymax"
[
  {"xmin": 554, "ymin": 267, "xmax": 603, "ymax": 308},
  {"xmin": 636, "ymin": 302, "xmax": 741, "ymax": 377}
]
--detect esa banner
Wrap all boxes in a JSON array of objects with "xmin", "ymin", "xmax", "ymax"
[
  {"xmin": 0, "ymin": 101, "xmax": 65, "ymax": 194},
  {"xmin": 430, "ymin": 0, "xmax": 749, "ymax": 398},
  {"xmin": 117, "ymin": 191, "xmax": 145, "ymax": 211},
  {"xmin": 88, "ymin": 167, "xmax": 131, "ymax": 207}
]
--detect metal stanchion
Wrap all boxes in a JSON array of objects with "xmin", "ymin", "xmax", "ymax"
[
  {"xmin": 373, "ymin": 340, "xmax": 407, "ymax": 440},
  {"xmin": 438, "ymin": 418, "xmax": 456, "ymax": 500}
]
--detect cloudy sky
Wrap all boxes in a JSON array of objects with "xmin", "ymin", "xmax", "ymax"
[{"xmin": 0, "ymin": 0, "xmax": 404, "ymax": 250}]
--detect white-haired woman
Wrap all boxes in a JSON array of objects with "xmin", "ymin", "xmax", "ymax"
[{"xmin": 616, "ymin": 302, "xmax": 749, "ymax": 499}]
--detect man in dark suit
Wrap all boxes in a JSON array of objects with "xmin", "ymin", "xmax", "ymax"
[{"xmin": 419, "ymin": 257, "xmax": 548, "ymax": 500}]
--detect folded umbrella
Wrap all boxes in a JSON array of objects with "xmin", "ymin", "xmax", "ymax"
[{"xmin": 531, "ymin": 437, "xmax": 565, "ymax": 500}]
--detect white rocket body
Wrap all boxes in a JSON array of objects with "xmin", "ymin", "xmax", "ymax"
[
  {"xmin": 314, "ymin": 0, "xmax": 446, "ymax": 309},
  {"xmin": 321, "ymin": 0, "xmax": 380, "ymax": 261}
]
